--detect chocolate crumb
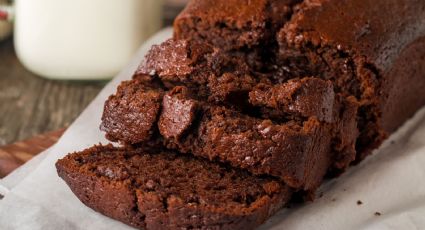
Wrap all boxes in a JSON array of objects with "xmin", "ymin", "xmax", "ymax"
[
  {"xmin": 319, "ymin": 192, "xmax": 324, "ymax": 198},
  {"xmin": 331, "ymin": 198, "xmax": 336, "ymax": 202},
  {"xmin": 145, "ymin": 179, "xmax": 156, "ymax": 189},
  {"xmin": 0, "ymin": 194, "xmax": 3, "ymax": 199},
  {"xmin": 357, "ymin": 200, "xmax": 363, "ymax": 205},
  {"xmin": 374, "ymin": 212, "xmax": 381, "ymax": 216}
]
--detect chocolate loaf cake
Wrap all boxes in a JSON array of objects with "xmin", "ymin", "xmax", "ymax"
[
  {"xmin": 57, "ymin": 0, "xmax": 425, "ymax": 229},
  {"xmin": 56, "ymin": 144, "xmax": 292, "ymax": 230}
]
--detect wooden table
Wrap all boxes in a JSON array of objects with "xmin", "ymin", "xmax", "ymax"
[{"xmin": 0, "ymin": 37, "xmax": 106, "ymax": 146}]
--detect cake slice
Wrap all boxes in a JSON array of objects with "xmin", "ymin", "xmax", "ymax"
[
  {"xmin": 135, "ymin": 38, "xmax": 258, "ymax": 104},
  {"xmin": 56, "ymin": 144, "xmax": 293, "ymax": 230},
  {"xmin": 99, "ymin": 78, "xmax": 164, "ymax": 144}
]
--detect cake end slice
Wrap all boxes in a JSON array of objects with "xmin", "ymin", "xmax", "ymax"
[{"xmin": 56, "ymin": 144, "xmax": 293, "ymax": 230}]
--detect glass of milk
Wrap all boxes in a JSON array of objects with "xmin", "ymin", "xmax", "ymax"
[{"xmin": 0, "ymin": 0, "xmax": 162, "ymax": 80}]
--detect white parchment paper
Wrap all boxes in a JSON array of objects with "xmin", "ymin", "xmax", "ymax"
[{"xmin": 1, "ymin": 28, "xmax": 425, "ymax": 230}]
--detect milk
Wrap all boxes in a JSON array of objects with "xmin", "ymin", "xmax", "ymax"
[{"xmin": 14, "ymin": 0, "xmax": 162, "ymax": 80}]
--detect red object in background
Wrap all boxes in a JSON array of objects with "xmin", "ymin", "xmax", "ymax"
[{"xmin": 0, "ymin": 9, "xmax": 8, "ymax": 20}]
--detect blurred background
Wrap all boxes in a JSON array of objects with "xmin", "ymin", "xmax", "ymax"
[{"xmin": 0, "ymin": 0, "xmax": 188, "ymax": 148}]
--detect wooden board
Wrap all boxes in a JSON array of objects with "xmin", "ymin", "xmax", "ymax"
[{"xmin": 0, "ymin": 128, "xmax": 65, "ymax": 178}]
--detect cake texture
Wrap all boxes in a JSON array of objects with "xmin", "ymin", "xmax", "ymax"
[
  {"xmin": 174, "ymin": 0, "xmax": 301, "ymax": 51},
  {"xmin": 100, "ymin": 78, "xmax": 164, "ymax": 144},
  {"xmin": 100, "ymin": 0, "xmax": 425, "ymax": 208},
  {"xmin": 135, "ymin": 38, "xmax": 253, "ymax": 104},
  {"xmin": 277, "ymin": 0, "xmax": 425, "ymax": 159},
  {"xmin": 58, "ymin": 0, "xmax": 425, "ymax": 229},
  {"xmin": 101, "ymin": 38, "xmax": 359, "ymax": 192},
  {"xmin": 56, "ymin": 144, "xmax": 292, "ymax": 230}
]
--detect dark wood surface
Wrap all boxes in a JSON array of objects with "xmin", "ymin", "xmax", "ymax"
[
  {"xmin": 0, "ymin": 128, "xmax": 65, "ymax": 178},
  {"xmin": 0, "ymin": 37, "xmax": 106, "ymax": 146}
]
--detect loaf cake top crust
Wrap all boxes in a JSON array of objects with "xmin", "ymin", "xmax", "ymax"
[
  {"xmin": 281, "ymin": 0, "xmax": 425, "ymax": 71},
  {"xmin": 174, "ymin": 0, "xmax": 301, "ymax": 50}
]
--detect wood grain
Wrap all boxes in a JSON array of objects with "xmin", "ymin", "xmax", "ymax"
[
  {"xmin": 0, "ymin": 38, "xmax": 105, "ymax": 146},
  {"xmin": 0, "ymin": 128, "xmax": 65, "ymax": 178}
]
